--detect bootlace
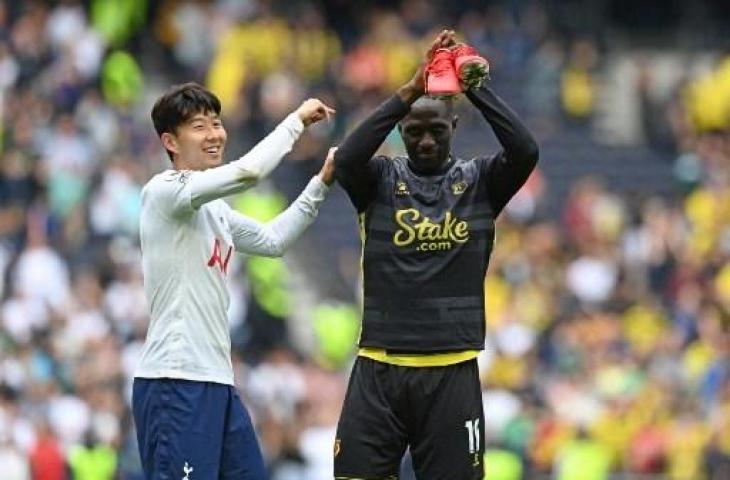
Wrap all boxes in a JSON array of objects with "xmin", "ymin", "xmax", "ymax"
[{"xmin": 426, "ymin": 50, "xmax": 454, "ymax": 76}]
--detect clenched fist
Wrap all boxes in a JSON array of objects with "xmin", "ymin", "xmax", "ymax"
[{"xmin": 296, "ymin": 98, "xmax": 336, "ymax": 126}]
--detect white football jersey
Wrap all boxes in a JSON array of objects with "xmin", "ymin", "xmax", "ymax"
[{"xmin": 135, "ymin": 114, "xmax": 328, "ymax": 385}]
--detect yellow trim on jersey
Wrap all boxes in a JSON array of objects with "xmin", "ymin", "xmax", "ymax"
[
  {"xmin": 358, "ymin": 348, "xmax": 479, "ymax": 367},
  {"xmin": 357, "ymin": 213, "xmax": 366, "ymax": 344},
  {"xmin": 356, "ymin": 213, "xmax": 480, "ymax": 368}
]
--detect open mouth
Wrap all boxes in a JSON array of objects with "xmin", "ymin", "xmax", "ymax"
[{"xmin": 204, "ymin": 146, "xmax": 221, "ymax": 155}]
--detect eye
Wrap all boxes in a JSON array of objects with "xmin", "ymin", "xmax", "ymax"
[{"xmin": 212, "ymin": 120, "xmax": 223, "ymax": 128}]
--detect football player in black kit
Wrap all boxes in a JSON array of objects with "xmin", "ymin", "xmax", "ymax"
[{"xmin": 331, "ymin": 30, "xmax": 539, "ymax": 480}]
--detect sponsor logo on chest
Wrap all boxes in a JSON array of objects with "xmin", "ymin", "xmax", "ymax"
[
  {"xmin": 207, "ymin": 238, "xmax": 233, "ymax": 274},
  {"xmin": 393, "ymin": 209, "xmax": 469, "ymax": 252}
]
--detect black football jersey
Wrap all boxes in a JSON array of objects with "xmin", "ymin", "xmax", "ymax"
[{"xmin": 358, "ymin": 155, "xmax": 496, "ymax": 352}]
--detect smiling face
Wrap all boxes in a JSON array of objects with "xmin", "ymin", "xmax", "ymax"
[
  {"xmin": 151, "ymin": 82, "xmax": 225, "ymax": 171},
  {"xmin": 161, "ymin": 111, "xmax": 227, "ymax": 171},
  {"xmin": 399, "ymin": 97, "xmax": 457, "ymax": 173}
]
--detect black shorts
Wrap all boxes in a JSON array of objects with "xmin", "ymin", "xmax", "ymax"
[{"xmin": 334, "ymin": 356, "xmax": 485, "ymax": 480}]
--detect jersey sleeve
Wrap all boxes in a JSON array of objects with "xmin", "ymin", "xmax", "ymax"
[
  {"xmin": 335, "ymin": 95, "xmax": 410, "ymax": 212},
  {"xmin": 466, "ymin": 86, "xmax": 539, "ymax": 215},
  {"xmin": 225, "ymin": 176, "xmax": 329, "ymax": 256},
  {"xmin": 477, "ymin": 150, "xmax": 534, "ymax": 215},
  {"xmin": 145, "ymin": 113, "xmax": 306, "ymax": 219},
  {"xmin": 142, "ymin": 171, "xmax": 197, "ymax": 219},
  {"xmin": 187, "ymin": 112, "xmax": 304, "ymax": 209},
  {"xmin": 338, "ymin": 155, "xmax": 389, "ymax": 212}
]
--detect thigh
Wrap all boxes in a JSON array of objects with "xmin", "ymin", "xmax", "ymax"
[
  {"xmin": 132, "ymin": 378, "xmax": 227, "ymax": 480},
  {"xmin": 334, "ymin": 357, "xmax": 408, "ymax": 479},
  {"xmin": 409, "ymin": 360, "xmax": 485, "ymax": 480},
  {"xmin": 220, "ymin": 388, "xmax": 268, "ymax": 480},
  {"xmin": 133, "ymin": 378, "xmax": 162, "ymax": 476}
]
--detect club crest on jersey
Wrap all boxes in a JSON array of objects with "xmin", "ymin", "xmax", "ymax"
[
  {"xmin": 334, "ymin": 439, "xmax": 341, "ymax": 458},
  {"xmin": 395, "ymin": 181, "xmax": 410, "ymax": 196},
  {"xmin": 165, "ymin": 170, "xmax": 191, "ymax": 184},
  {"xmin": 451, "ymin": 181, "xmax": 468, "ymax": 195}
]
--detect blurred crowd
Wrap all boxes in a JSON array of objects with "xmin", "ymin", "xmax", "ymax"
[{"xmin": 0, "ymin": 0, "xmax": 728, "ymax": 479}]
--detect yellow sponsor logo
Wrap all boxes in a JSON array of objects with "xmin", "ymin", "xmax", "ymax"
[
  {"xmin": 393, "ymin": 209, "xmax": 469, "ymax": 252},
  {"xmin": 395, "ymin": 181, "xmax": 410, "ymax": 196}
]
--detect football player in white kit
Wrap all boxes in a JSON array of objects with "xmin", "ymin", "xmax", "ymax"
[{"xmin": 132, "ymin": 82, "xmax": 335, "ymax": 479}]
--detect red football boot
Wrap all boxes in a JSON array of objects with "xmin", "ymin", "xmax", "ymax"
[
  {"xmin": 424, "ymin": 48, "xmax": 461, "ymax": 97},
  {"xmin": 452, "ymin": 43, "xmax": 490, "ymax": 90}
]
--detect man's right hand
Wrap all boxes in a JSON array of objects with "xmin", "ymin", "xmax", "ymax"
[
  {"xmin": 318, "ymin": 147, "xmax": 337, "ymax": 186},
  {"xmin": 296, "ymin": 99, "xmax": 336, "ymax": 126},
  {"xmin": 397, "ymin": 29, "xmax": 457, "ymax": 104}
]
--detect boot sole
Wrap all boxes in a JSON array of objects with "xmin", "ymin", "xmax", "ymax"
[{"xmin": 456, "ymin": 56, "xmax": 490, "ymax": 89}]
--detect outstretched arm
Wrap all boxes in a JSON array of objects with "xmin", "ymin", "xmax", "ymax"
[
  {"xmin": 466, "ymin": 85, "xmax": 539, "ymax": 214},
  {"xmin": 189, "ymin": 99, "xmax": 335, "ymax": 209},
  {"xmin": 227, "ymin": 147, "xmax": 335, "ymax": 257}
]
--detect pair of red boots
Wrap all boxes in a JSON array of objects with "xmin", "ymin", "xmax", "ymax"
[{"xmin": 425, "ymin": 44, "xmax": 490, "ymax": 97}]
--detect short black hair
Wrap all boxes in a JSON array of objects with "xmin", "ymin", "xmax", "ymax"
[{"xmin": 151, "ymin": 82, "xmax": 221, "ymax": 160}]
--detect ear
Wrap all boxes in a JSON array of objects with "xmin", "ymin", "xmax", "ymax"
[
  {"xmin": 161, "ymin": 132, "xmax": 179, "ymax": 157},
  {"xmin": 452, "ymin": 114, "xmax": 459, "ymax": 130}
]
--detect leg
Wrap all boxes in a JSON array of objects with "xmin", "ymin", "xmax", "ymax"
[
  {"xmin": 408, "ymin": 360, "xmax": 485, "ymax": 480},
  {"xmin": 334, "ymin": 357, "xmax": 409, "ymax": 479},
  {"xmin": 133, "ymin": 378, "xmax": 162, "ymax": 477},
  {"xmin": 132, "ymin": 378, "xmax": 227, "ymax": 480},
  {"xmin": 219, "ymin": 387, "xmax": 268, "ymax": 480}
]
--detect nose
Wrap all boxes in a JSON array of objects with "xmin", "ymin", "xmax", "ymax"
[
  {"xmin": 206, "ymin": 126, "xmax": 224, "ymax": 144},
  {"xmin": 419, "ymin": 133, "xmax": 436, "ymax": 150}
]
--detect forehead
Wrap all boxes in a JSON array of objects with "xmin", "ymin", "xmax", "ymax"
[
  {"xmin": 185, "ymin": 110, "xmax": 220, "ymax": 122},
  {"xmin": 402, "ymin": 100, "xmax": 452, "ymax": 126}
]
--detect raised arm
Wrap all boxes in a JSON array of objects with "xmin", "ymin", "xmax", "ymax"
[
  {"xmin": 227, "ymin": 147, "xmax": 335, "ymax": 257},
  {"xmin": 335, "ymin": 30, "xmax": 456, "ymax": 210},
  {"xmin": 466, "ymin": 85, "xmax": 539, "ymax": 214},
  {"xmin": 333, "ymin": 95, "xmax": 410, "ymax": 210},
  {"xmin": 189, "ymin": 99, "xmax": 335, "ymax": 209}
]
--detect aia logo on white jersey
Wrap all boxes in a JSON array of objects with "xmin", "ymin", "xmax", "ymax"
[{"xmin": 207, "ymin": 238, "xmax": 232, "ymax": 274}]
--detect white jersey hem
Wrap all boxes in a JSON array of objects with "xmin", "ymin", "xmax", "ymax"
[{"xmin": 134, "ymin": 369, "xmax": 234, "ymax": 386}]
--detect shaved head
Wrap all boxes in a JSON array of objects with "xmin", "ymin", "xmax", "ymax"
[{"xmin": 402, "ymin": 96, "xmax": 455, "ymax": 123}]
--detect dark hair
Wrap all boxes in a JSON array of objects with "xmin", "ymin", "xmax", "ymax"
[{"xmin": 151, "ymin": 82, "xmax": 222, "ymax": 161}]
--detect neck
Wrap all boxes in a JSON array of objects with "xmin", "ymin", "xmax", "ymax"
[
  {"xmin": 173, "ymin": 157, "xmax": 196, "ymax": 171},
  {"xmin": 409, "ymin": 156, "xmax": 452, "ymax": 175}
]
